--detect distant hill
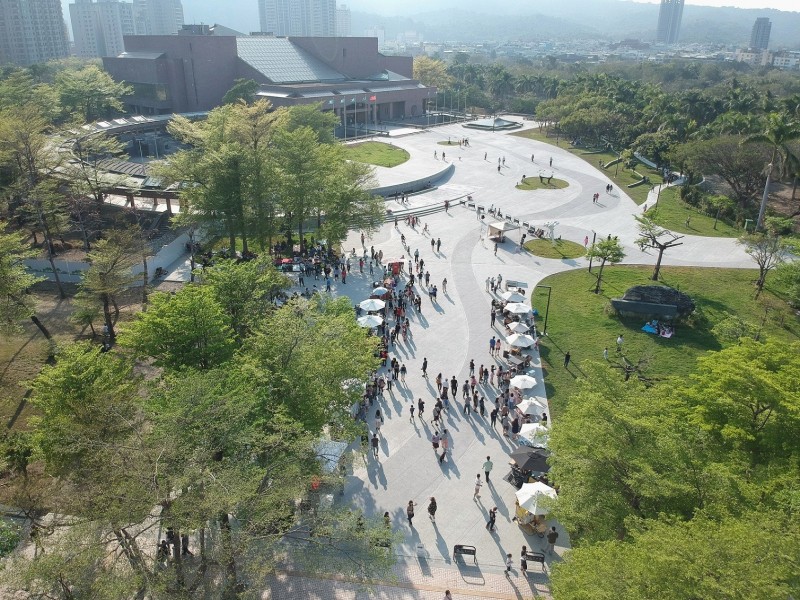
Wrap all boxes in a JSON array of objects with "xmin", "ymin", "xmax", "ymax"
[{"xmin": 60, "ymin": 0, "xmax": 800, "ymax": 50}]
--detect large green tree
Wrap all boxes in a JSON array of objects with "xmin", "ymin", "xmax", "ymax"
[
  {"xmin": 586, "ymin": 238, "xmax": 625, "ymax": 294},
  {"xmin": 0, "ymin": 229, "xmax": 50, "ymax": 341},
  {"xmin": 118, "ymin": 285, "xmax": 235, "ymax": 371}
]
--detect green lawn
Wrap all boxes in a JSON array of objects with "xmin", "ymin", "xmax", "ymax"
[
  {"xmin": 525, "ymin": 238, "xmax": 585, "ymax": 259},
  {"xmin": 530, "ymin": 266, "xmax": 800, "ymax": 419},
  {"xmin": 515, "ymin": 176, "xmax": 569, "ymax": 191},
  {"xmin": 510, "ymin": 128, "xmax": 663, "ymax": 204},
  {"xmin": 646, "ymin": 187, "xmax": 741, "ymax": 238},
  {"xmin": 343, "ymin": 141, "xmax": 410, "ymax": 168}
]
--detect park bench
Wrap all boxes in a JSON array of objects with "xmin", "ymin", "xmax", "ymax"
[
  {"xmin": 524, "ymin": 550, "xmax": 546, "ymax": 571},
  {"xmin": 453, "ymin": 544, "xmax": 477, "ymax": 565},
  {"xmin": 477, "ymin": 205, "xmax": 485, "ymax": 213},
  {"xmin": 522, "ymin": 221, "xmax": 530, "ymax": 229},
  {"xmin": 467, "ymin": 202, "xmax": 475, "ymax": 209}
]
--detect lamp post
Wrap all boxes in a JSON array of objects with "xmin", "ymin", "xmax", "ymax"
[
  {"xmin": 615, "ymin": 153, "xmax": 621, "ymax": 177},
  {"xmin": 756, "ymin": 162, "xmax": 773, "ymax": 231},
  {"xmin": 587, "ymin": 230, "xmax": 597, "ymax": 273},
  {"xmin": 536, "ymin": 285, "xmax": 552, "ymax": 335}
]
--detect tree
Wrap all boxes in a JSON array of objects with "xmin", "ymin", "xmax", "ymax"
[
  {"xmin": 0, "ymin": 229, "xmax": 51, "ymax": 341},
  {"xmin": 199, "ymin": 256, "xmax": 290, "ymax": 341},
  {"xmin": 78, "ymin": 230, "xmax": 139, "ymax": 344},
  {"xmin": 119, "ymin": 285, "xmax": 235, "ymax": 371},
  {"xmin": 744, "ymin": 112, "xmax": 800, "ymax": 229},
  {"xmin": 739, "ymin": 233, "xmax": 789, "ymax": 297},
  {"xmin": 244, "ymin": 295, "xmax": 380, "ymax": 435},
  {"xmin": 586, "ymin": 238, "xmax": 625, "ymax": 294},
  {"xmin": 704, "ymin": 193, "xmax": 734, "ymax": 230},
  {"xmin": 412, "ymin": 56, "xmax": 454, "ymax": 89},
  {"xmin": 221, "ymin": 78, "xmax": 259, "ymax": 105},
  {"xmin": 634, "ymin": 216, "xmax": 684, "ymax": 281},
  {"xmin": 274, "ymin": 102, "xmax": 338, "ymax": 144},
  {"xmin": 669, "ymin": 136, "xmax": 771, "ymax": 214},
  {"xmin": 550, "ymin": 512, "xmax": 799, "ymax": 600},
  {"xmin": 54, "ymin": 65, "xmax": 131, "ymax": 122},
  {"xmin": 684, "ymin": 338, "xmax": 800, "ymax": 463},
  {"xmin": 0, "ymin": 106, "xmax": 68, "ymax": 298}
]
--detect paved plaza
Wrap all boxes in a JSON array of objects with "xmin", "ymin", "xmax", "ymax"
[{"xmin": 160, "ymin": 121, "xmax": 754, "ymax": 598}]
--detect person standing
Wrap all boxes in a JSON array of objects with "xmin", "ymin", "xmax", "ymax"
[
  {"xmin": 616, "ymin": 334, "xmax": 624, "ymax": 352},
  {"xmin": 483, "ymin": 456, "xmax": 494, "ymax": 482},
  {"xmin": 436, "ymin": 238, "xmax": 442, "ymax": 252},
  {"xmin": 407, "ymin": 500, "xmax": 417, "ymax": 527},
  {"xmin": 546, "ymin": 526, "xmax": 559, "ymax": 554},
  {"xmin": 520, "ymin": 551, "xmax": 528, "ymax": 577},
  {"xmin": 422, "ymin": 358, "xmax": 428, "ymax": 378},
  {"xmin": 473, "ymin": 474, "xmax": 483, "ymax": 499},
  {"xmin": 409, "ymin": 402, "xmax": 415, "ymax": 421},
  {"xmin": 440, "ymin": 430, "xmax": 449, "ymax": 457},
  {"xmin": 374, "ymin": 410, "xmax": 384, "ymax": 436},
  {"xmin": 564, "ymin": 351, "xmax": 571, "ymax": 368},
  {"xmin": 428, "ymin": 497, "xmax": 437, "ymax": 522},
  {"xmin": 417, "ymin": 398, "xmax": 425, "ymax": 421},
  {"xmin": 442, "ymin": 278, "xmax": 447, "ymax": 293},
  {"xmin": 505, "ymin": 553, "xmax": 513, "ymax": 576},
  {"xmin": 444, "ymin": 591, "xmax": 452, "ymax": 600},
  {"xmin": 486, "ymin": 276, "xmax": 491, "ymax": 291},
  {"xmin": 431, "ymin": 431, "xmax": 440, "ymax": 452},
  {"xmin": 400, "ymin": 364, "xmax": 407, "ymax": 381},
  {"xmin": 450, "ymin": 376, "xmax": 458, "ymax": 398},
  {"xmin": 490, "ymin": 407, "xmax": 498, "ymax": 428},
  {"xmin": 489, "ymin": 336, "xmax": 496, "ymax": 355},
  {"xmin": 181, "ymin": 533, "xmax": 192, "ymax": 556},
  {"xmin": 490, "ymin": 310, "xmax": 496, "ymax": 327},
  {"xmin": 603, "ymin": 347, "xmax": 609, "ymax": 361},
  {"xmin": 435, "ymin": 373, "xmax": 443, "ymax": 392}
]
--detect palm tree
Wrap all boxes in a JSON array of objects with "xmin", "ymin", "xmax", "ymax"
[{"xmin": 744, "ymin": 113, "xmax": 800, "ymax": 229}]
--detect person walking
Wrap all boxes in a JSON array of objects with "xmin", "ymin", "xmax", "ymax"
[
  {"xmin": 431, "ymin": 431, "xmax": 440, "ymax": 452},
  {"xmin": 371, "ymin": 433, "xmax": 379, "ymax": 459},
  {"xmin": 374, "ymin": 410, "xmax": 384, "ymax": 436},
  {"xmin": 520, "ymin": 550, "xmax": 528, "ymax": 577},
  {"xmin": 564, "ymin": 351, "xmax": 571, "ymax": 368},
  {"xmin": 473, "ymin": 474, "xmax": 483, "ymax": 499},
  {"xmin": 483, "ymin": 456, "xmax": 493, "ymax": 482},
  {"xmin": 436, "ymin": 238, "xmax": 442, "ymax": 252},
  {"xmin": 546, "ymin": 526, "xmax": 559, "ymax": 554},
  {"xmin": 490, "ymin": 407, "xmax": 498, "ymax": 428},
  {"xmin": 407, "ymin": 500, "xmax": 417, "ymax": 527},
  {"xmin": 440, "ymin": 430, "xmax": 449, "ymax": 457},
  {"xmin": 435, "ymin": 373, "xmax": 443, "ymax": 392},
  {"xmin": 505, "ymin": 553, "xmax": 513, "ymax": 576},
  {"xmin": 428, "ymin": 497, "xmax": 437, "ymax": 522},
  {"xmin": 486, "ymin": 506, "xmax": 498, "ymax": 531},
  {"xmin": 442, "ymin": 278, "xmax": 447, "ymax": 293},
  {"xmin": 430, "ymin": 238, "xmax": 435, "ymax": 251},
  {"xmin": 489, "ymin": 336, "xmax": 496, "ymax": 354},
  {"xmin": 422, "ymin": 358, "xmax": 428, "ymax": 377},
  {"xmin": 450, "ymin": 376, "xmax": 458, "ymax": 398},
  {"xmin": 485, "ymin": 276, "xmax": 491, "ymax": 291},
  {"xmin": 417, "ymin": 398, "xmax": 425, "ymax": 421},
  {"xmin": 616, "ymin": 334, "xmax": 624, "ymax": 352},
  {"xmin": 409, "ymin": 402, "xmax": 415, "ymax": 421},
  {"xmin": 490, "ymin": 310, "xmax": 496, "ymax": 327},
  {"xmin": 400, "ymin": 364, "xmax": 407, "ymax": 381}
]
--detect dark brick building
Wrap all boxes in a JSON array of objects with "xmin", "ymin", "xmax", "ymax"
[{"xmin": 103, "ymin": 29, "xmax": 433, "ymax": 124}]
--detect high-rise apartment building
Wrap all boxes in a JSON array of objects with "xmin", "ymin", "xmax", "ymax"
[
  {"xmin": 70, "ymin": 0, "xmax": 136, "ymax": 58},
  {"xmin": 750, "ymin": 17, "xmax": 771, "ymax": 50},
  {"xmin": 258, "ymin": 0, "xmax": 336, "ymax": 37},
  {"xmin": 133, "ymin": 0, "xmax": 183, "ymax": 35},
  {"xmin": 0, "ymin": 0, "xmax": 69, "ymax": 65},
  {"xmin": 656, "ymin": 0, "xmax": 684, "ymax": 45},
  {"xmin": 336, "ymin": 4, "xmax": 351, "ymax": 37}
]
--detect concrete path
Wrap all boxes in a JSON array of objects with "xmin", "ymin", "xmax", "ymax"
[{"xmin": 154, "ymin": 121, "xmax": 757, "ymax": 597}]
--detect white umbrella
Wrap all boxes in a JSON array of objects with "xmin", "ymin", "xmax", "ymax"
[
  {"xmin": 517, "ymin": 398, "xmax": 546, "ymax": 416},
  {"xmin": 505, "ymin": 303, "xmax": 531, "ymax": 315},
  {"xmin": 501, "ymin": 291, "xmax": 525, "ymax": 303},
  {"xmin": 359, "ymin": 298, "xmax": 385, "ymax": 311},
  {"xmin": 372, "ymin": 286, "xmax": 389, "ymax": 295},
  {"xmin": 519, "ymin": 423, "xmax": 549, "ymax": 447},
  {"xmin": 510, "ymin": 374, "xmax": 537, "ymax": 389},
  {"xmin": 357, "ymin": 314, "xmax": 384, "ymax": 328},
  {"xmin": 515, "ymin": 481, "xmax": 557, "ymax": 514},
  {"xmin": 507, "ymin": 321, "xmax": 530, "ymax": 334},
  {"xmin": 506, "ymin": 333, "xmax": 535, "ymax": 348}
]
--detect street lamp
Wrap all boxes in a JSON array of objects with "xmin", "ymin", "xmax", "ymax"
[
  {"xmin": 756, "ymin": 162, "xmax": 773, "ymax": 231},
  {"xmin": 536, "ymin": 285, "xmax": 552, "ymax": 335},
  {"xmin": 587, "ymin": 230, "xmax": 597, "ymax": 273}
]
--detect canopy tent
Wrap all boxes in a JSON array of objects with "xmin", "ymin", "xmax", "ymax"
[
  {"xmin": 500, "ymin": 291, "xmax": 526, "ymax": 303},
  {"xmin": 509, "ymin": 447, "xmax": 551, "ymax": 472},
  {"xmin": 515, "ymin": 481, "xmax": 557, "ymax": 514},
  {"xmin": 359, "ymin": 298, "xmax": 385, "ymax": 312},
  {"xmin": 506, "ymin": 333, "xmax": 535, "ymax": 348},
  {"xmin": 507, "ymin": 321, "xmax": 530, "ymax": 334},
  {"xmin": 488, "ymin": 221, "xmax": 519, "ymax": 240},
  {"xmin": 519, "ymin": 423, "xmax": 549, "ymax": 447},
  {"xmin": 357, "ymin": 314, "xmax": 384, "ymax": 328},
  {"xmin": 510, "ymin": 374, "xmax": 537, "ymax": 389},
  {"xmin": 517, "ymin": 398, "xmax": 546, "ymax": 417}
]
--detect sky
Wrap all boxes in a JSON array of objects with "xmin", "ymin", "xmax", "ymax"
[{"xmin": 629, "ymin": 0, "xmax": 798, "ymax": 8}]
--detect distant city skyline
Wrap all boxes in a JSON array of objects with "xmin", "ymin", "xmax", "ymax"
[{"xmin": 630, "ymin": 0, "xmax": 795, "ymax": 9}]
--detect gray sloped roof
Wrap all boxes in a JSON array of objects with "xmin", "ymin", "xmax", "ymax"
[{"xmin": 236, "ymin": 37, "xmax": 346, "ymax": 84}]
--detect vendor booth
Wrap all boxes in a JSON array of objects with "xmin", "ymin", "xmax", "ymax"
[{"xmin": 487, "ymin": 221, "xmax": 519, "ymax": 242}]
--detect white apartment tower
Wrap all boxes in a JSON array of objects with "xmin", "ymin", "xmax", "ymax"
[
  {"xmin": 133, "ymin": 0, "xmax": 183, "ymax": 35},
  {"xmin": 0, "ymin": 0, "xmax": 70, "ymax": 65},
  {"xmin": 336, "ymin": 4, "xmax": 351, "ymax": 37},
  {"xmin": 70, "ymin": 0, "xmax": 135, "ymax": 58},
  {"xmin": 656, "ymin": 0, "xmax": 684, "ymax": 45},
  {"xmin": 259, "ymin": 0, "xmax": 336, "ymax": 37}
]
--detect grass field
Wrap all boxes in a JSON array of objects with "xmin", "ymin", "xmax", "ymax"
[
  {"xmin": 524, "ymin": 238, "xmax": 585, "ymax": 259},
  {"xmin": 646, "ymin": 187, "xmax": 741, "ymax": 237},
  {"xmin": 529, "ymin": 266, "xmax": 800, "ymax": 418},
  {"xmin": 343, "ymin": 141, "xmax": 410, "ymax": 168},
  {"xmin": 515, "ymin": 176, "xmax": 569, "ymax": 191},
  {"xmin": 510, "ymin": 128, "xmax": 663, "ymax": 204}
]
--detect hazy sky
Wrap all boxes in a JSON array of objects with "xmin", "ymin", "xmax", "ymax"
[{"xmin": 629, "ymin": 0, "xmax": 798, "ymax": 9}]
